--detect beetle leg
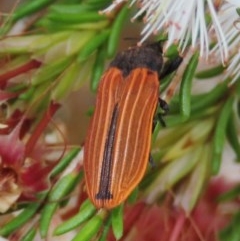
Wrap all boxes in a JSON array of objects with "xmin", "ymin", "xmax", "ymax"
[
  {"xmin": 152, "ymin": 113, "xmax": 166, "ymax": 130},
  {"xmin": 158, "ymin": 98, "xmax": 169, "ymax": 115},
  {"xmin": 152, "ymin": 98, "xmax": 169, "ymax": 130},
  {"xmin": 160, "ymin": 56, "xmax": 183, "ymax": 79},
  {"xmin": 156, "ymin": 112, "xmax": 166, "ymax": 127},
  {"xmin": 155, "ymin": 98, "xmax": 169, "ymax": 127},
  {"xmin": 149, "ymin": 154, "xmax": 156, "ymax": 167},
  {"xmin": 152, "ymin": 117, "xmax": 157, "ymax": 132}
]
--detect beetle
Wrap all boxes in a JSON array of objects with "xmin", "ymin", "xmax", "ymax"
[{"xmin": 83, "ymin": 42, "xmax": 182, "ymax": 209}]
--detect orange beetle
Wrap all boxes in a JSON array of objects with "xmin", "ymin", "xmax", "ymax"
[{"xmin": 84, "ymin": 42, "xmax": 182, "ymax": 209}]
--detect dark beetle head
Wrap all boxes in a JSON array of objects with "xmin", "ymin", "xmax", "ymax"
[
  {"xmin": 110, "ymin": 41, "xmax": 164, "ymax": 77},
  {"xmin": 146, "ymin": 41, "xmax": 163, "ymax": 54}
]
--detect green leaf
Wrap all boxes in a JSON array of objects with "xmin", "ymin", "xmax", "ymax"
[
  {"xmin": 191, "ymin": 81, "xmax": 228, "ymax": 113},
  {"xmin": 164, "ymin": 44, "xmax": 180, "ymax": 59},
  {"xmin": 12, "ymin": 0, "xmax": 56, "ymax": 22},
  {"xmin": 99, "ymin": 216, "xmax": 111, "ymax": 241},
  {"xmin": 32, "ymin": 57, "xmax": 72, "ymax": 86},
  {"xmin": 195, "ymin": 64, "xmax": 226, "ymax": 79},
  {"xmin": 22, "ymin": 228, "xmax": 37, "ymax": 241},
  {"xmin": 219, "ymin": 211, "xmax": 240, "ymax": 241},
  {"xmin": 49, "ymin": 1, "xmax": 111, "ymax": 13},
  {"xmin": 77, "ymin": 29, "xmax": 110, "ymax": 62},
  {"xmin": 127, "ymin": 187, "xmax": 139, "ymax": 204},
  {"xmin": 217, "ymin": 185, "xmax": 240, "ymax": 202},
  {"xmin": 49, "ymin": 4, "xmax": 94, "ymax": 14},
  {"xmin": 179, "ymin": 52, "xmax": 199, "ymax": 120},
  {"xmin": 51, "ymin": 62, "xmax": 82, "ymax": 100},
  {"xmin": 162, "ymin": 118, "xmax": 214, "ymax": 161},
  {"xmin": 111, "ymin": 204, "xmax": 124, "ymax": 240},
  {"xmin": 47, "ymin": 11, "xmax": 107, "ymax": 24},
  {"xmin": 19, "ymin": 86, "xmax": 36, "ymax": 101},
  {"xmin": 49, "ymin": 171, "xmax": 83, "ymax": 201},
  {"xmin": 175, "ymin": 145, "xmax": 209, "ymax": 212},
  {"xmin": 40, "ymin": 172, "xmax": 83, "ymax": 238},
  {"xmin": 236, "ymin": 8, "xmax": 240, "ymax": 16},
  {"xmin": 0, "ymin": 192, "xmax": 47, "ymax": 237},
  {"xmin": 227, "ymin": 112, "xmax": 240, "ymax": 161},
  {"xmin": 54, "ymin": 199, "xmax": 96, "ymax": 235},
  {"xmin": 164, "ymin": 114, "xmax": 184, "ymax": 127},
  {"xmin": 0, "ymin": 204, "xmax": 39, "ymax": 236},
  {"xmin": 50, "ymin": 148, "xmax": 80, "ymax": 177},
  {"xmin": 91, "ymin": 44, "xmax": 107, "ymax": 91},
  {"xmin": 146, "ymin": 147, "xmax": 201, "ymax": 202},
  {"xmin": 107, "ymin": 5, "xmax": 130, "ymax": 58},
  {"xmin": 169, "ymin": 81, "xmax": 228, "ymax": 115},
  {"xmin": 85, "ymin": 0, "xmax": 112, "ymax": 10},
  {"xmin": 211, "ymin": 96, "xmax": 234, "ymax": 174},
  {"xmin": 160, "ymin": 72, "xmax": 175, "ymax": 92},
  {"xmin": 72, "ymin": 210, "xmax": 106, "ymax": 241}
]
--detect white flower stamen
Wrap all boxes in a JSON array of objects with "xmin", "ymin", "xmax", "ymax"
[
  {"xmin": 227, "ymin": 49, "xmax": 240, "ymax": 84},
  {"xmin": 101, "ymin": 0, "xmax": 128, "ymax": 13},
  {"xmin": 103, "ymin": 1, "xmax": 239, "ymax": 63},
  {"xmin": 104, "ymin": 0, "xmax": 239, "ymax": 81},
  {"xmin": 207, "ymin": 0, "xmax": 229, "ymax": 63}
]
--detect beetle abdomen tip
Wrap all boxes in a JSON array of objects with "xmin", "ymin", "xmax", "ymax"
[{"xmin": 95, "ymin": 191, "xmax": 113, "ymax": 200}]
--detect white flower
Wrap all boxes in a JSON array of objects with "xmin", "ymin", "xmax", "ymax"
[
  {"xmin": 102, "ymin": 0, "xmax": 128, "ymax": 12},
  {"xmin": 227, "ymin": 50, "xmax": 240, "ymax": 84},
  {"xmin": 104, "ymin": 0, "xmax": 239, "ymax": 64},
  {"xmin": 213, "ymin": 1, "xmax": 240, "ymax": 83}
]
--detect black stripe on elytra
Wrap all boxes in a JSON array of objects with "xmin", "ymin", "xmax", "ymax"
[{"xmin": 96, "ymin": 104, "xmax": 119, "ymax": 200}]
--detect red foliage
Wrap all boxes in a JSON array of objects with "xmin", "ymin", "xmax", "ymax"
[
  {"xmin": 0, "ymin": 59, "xmax": 41, "ymax": 88},
  {"xmin": 108, "ymin": 179, "xmax": 237, "ymax": 241},
  {"xmin": 0, "ymin": 102, "xmax": 60, "ymax": 210}
]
